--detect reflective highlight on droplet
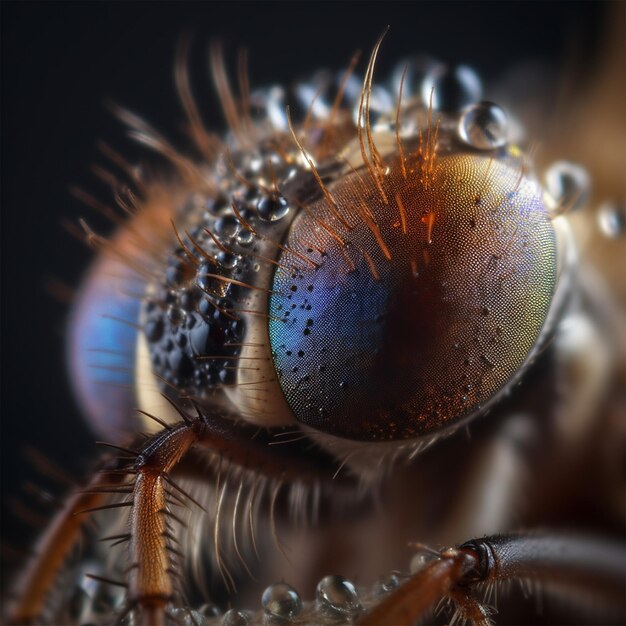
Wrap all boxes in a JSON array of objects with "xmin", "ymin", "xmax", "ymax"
[{"xmin": 458, "ymin": 101, "xmax": 508, "ymax": 150}]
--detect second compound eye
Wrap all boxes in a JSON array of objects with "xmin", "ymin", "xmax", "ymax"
[{"xmin": 269, "ymin": 152, "xmax": 558, "ymax": 441}]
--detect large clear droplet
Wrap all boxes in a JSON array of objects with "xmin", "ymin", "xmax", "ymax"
[
  {"xmin": 316, "ymin": 575, "xmax": 362, "ymax": 617},
  {"xmin": 544, "ymin": 161, "xmax": 591, "ymax": 214},
  {"xmin": 257, "ymin": 193, "xmax": 290, "ymax": 222},
  {"xmin": 422, "ymin": 64, "xmax": 482, "ymax": 112},
  {"xmin": 215, "ymin": 215, "xmax": 241, "ymax": 240},
  {"xmin": 261, "ymin": 582, "xmax": 302, "ymax": 620},
  {"xmin": 236, "ymin": 227, "xmax": 255, "ymax": 246},
  {"xmin": 458, "ymin": 101, "xmax": 508, "ymax": 150}
]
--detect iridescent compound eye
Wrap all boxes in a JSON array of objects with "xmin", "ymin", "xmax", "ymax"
[
  {"xmin": 68, "ymin": 47, "xmax": 562, "ymax": 448},
  {"xmin": 269, "ymin": 149, "xmax": 557, "ymax": 441}
]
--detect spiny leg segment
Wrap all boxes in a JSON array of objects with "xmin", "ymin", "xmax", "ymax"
[{"xmin": 4, "ymin": 406, "xmax": 346, "ymax": 626}]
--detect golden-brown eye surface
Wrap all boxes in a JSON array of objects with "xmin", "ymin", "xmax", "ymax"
[{"xmin": 270, "ymin": 152, "xmax": 557, "ymax": 440}]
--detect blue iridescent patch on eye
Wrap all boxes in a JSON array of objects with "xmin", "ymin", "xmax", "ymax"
[
  {"xmin": 267, "ymin": 153, "xmax": 556, "ymax": 441},
  {"xmin": 269, "ymin": 261, "xmax": 390, "ymax": 434}
]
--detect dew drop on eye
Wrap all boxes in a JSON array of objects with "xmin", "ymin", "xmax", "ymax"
[{"xmin": 458, "ymin": 101, "xmax": 509, "ymax": 150}]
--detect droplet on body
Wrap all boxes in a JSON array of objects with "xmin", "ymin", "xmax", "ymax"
[
  {"xmin": 170, "ymin": 608, "xmax": 209, "ymax": 626},
  {"xmin": 374, "ymin": 572, "xmax": 403, "ymax": 597},
  {"xmin": 458, "ymin": 101, "xmax": 508, "ymax": 150},
  {"xmin": 389, "ymin": 55, "xmax": 444, "ymax": 101},
  {"xmin": 597, "ymin": 201, "xmax": 625, "ymax": 238},
  {"xmin": 257, "ymin": 193, "xmax": 290, "ymax": 222},
  {"xmin": 236, "ymin": 228, "xmax": 255, "ymax": 246},
  {"xmin": 221, "ymin": 608, "xmax": 252, "ymax": 625},
  {"xmin": 217, "ymin": 251, "xmax": 240, "ymax": 269},
  {"xmin": 544, "ymin": 160, "xmax": 591, "ymax": 214},
  {"xmin": 422, "ymin": 64, "xmax": 482, "ymax": 112},
  {"xmin": 316, "ymin": 575, "xmax": 362, "ymax": 617},
  {"xmin": 250, "ymin": 85, "xmax": 288, "ymax": 130},
  {"xmin": 410, "ymin": 548, "xmax": 438, "ymax": 573},
  {"xmin": 261, "ymin": 582, "xmax": 302, "ymax": 620},
  {"xmin": 215, "ymin": 215, "xmax": 241, "ymax": 239},
  {"xmin": 198, "ymin": 603, "xmax": 222, "ymax": 618}
]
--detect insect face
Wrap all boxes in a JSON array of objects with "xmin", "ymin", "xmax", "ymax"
[{"xmin": 4, "ymin": 5, "xmax": 624, "ymax": 625}]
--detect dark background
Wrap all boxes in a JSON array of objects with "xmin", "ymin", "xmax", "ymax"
[{"xmin": 0, "ymin": 0, "xmax": 610, "ymax": 584}]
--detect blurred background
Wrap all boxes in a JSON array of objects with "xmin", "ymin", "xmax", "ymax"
[{"xmin": 1, "ymin": 0, "xmax": 622, "ymax": 595}]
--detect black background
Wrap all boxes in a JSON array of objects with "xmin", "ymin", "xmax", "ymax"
[{"xmin": 0, "ymin": 0, "xmax": 609, "ymax": 584}]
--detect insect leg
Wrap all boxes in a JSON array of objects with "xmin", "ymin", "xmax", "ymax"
[
  {"xmin": 112, "ymin": 408, "xmax": 346, "ymax": 625},
  {"xmin": 460, "ymin": 533, "xmax": 626, "ymax": 616},
  {"xmin": 357, "ymin": 533, "xmax": 626, "ymax": 626},
  {"xmin": 4, "ymin": 458, "xmax": 129, "ymax": 625},
  {"xmin": 356, "ymin": 547, "xmax": 479, "ymax": 626}
]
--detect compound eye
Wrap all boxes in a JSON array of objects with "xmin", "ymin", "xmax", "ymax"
[{"xmin": 269, "ymin": 152, "xmax": 558, "ymax": 441}]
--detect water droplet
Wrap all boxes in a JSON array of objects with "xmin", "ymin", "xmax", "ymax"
[
  {"xmin": 165, "ymin": 265, "xmax": 182, "ymax": 287},
  {"xmin": 217, "ymin": 251, "xmax": 239, "ymax": 270},
  {"xmin": 316, "ymin": 575, "xmax": 362, "ymax": 617},
  {"xmin": 422, "ymin": 64, "xmax": 482, "ymax": 112},
  {"xmin": 145, "ymin": 317, "xmax": 164, "ymax": 343},
  {"xmin": 169, "ymin": 350, "xmax": 194, "ymax": 380},
  {"xmin": 295, "ymin": 78, "xmax": 331, "ymax": 120},
  {"xmin": 170, "ymin": 608, "xmax": 209, "ymax": 626},
  {"xmin": 261, "ymin": 582, "xmax": 302, "ymax": 620},
  {"xmin": 219, "ymin": 366, "xmax": 235, "ymax": 384},
  {"xmin": 257, "ymin": 193, "xmax": 290, "ymax": 222},
  {"xmin": 190, "ymin": 321, "xmax": 213, "ymax": 355},
  {"xmin": 374, "ymin": 573, "xmax": 402, "ymax": 597},
  {"xmin": 250, "ymin": 85, "xmax": 288, "ymax": 131},
  {"xmin": 167, "ymin": 306, "xmax": 184, "ymax": 326},
  {"xmin": 180, "ymin": 289, "xmax": 198, "ymax": 311},
  {"xmin": 197, "ymin": 603, "xmax": 222, "ymax": 618},
  {"xmin": 221, "ymin": 608, "xmax": 252, "ymax": 625},
  {"xmin": 236, "ymin": 227, "xmax": 255, "ymax": 246},
  {"xmin": 215, "ymin": 215, "xmax": 241, "ymax": 240},
  {"xmin": 390, "ymin": 55, "xmax": 444, "ymax": 101},
  {"xmin": 544, "ymin": 161, "xmax": 591, "ymax": 214},
  {"xmin": 458, "ymin": 101, "xmax": 508, "ymax": 150},
  {"xmin": 597, "ymin": 201, "xmax": 625, "ymax": 238},
  {"xmin": 410, "ymin": 548, "xmax": 438, "ymax": 573}
]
